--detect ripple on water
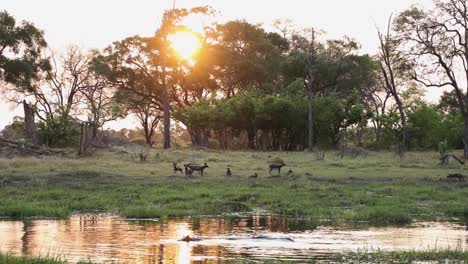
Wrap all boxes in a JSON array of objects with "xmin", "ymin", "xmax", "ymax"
[{"xmin": 0, "ymin": 215, "xmax": 466, "ymax": 263}]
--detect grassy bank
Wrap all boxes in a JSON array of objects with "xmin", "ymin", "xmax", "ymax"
[
  {"xmin": 234, "ymin": 249, "xmax": 468, "ymax": 263},
  {"xmin": 0, "ymin": 255, "xmax": 62, "ymax": 264},
  {"xmin": 0, "ymin": 255, "xmax": 91, "ymax": 264},
  {"xmin": 4, "ymin": 249, "xmax": 468, "ymax": 264},
  {"xmin": 0, "ymin": 148, "xmax": 467, "ymax": 224},
  {"xmin": 330, "ymin": 249, "xmax": 468, "ymax": 263}
]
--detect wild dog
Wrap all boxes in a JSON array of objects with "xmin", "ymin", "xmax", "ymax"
[
  {"xmin": 184, "ymin": 164, "xmax": 193, "ymax": 177},
  {"xmin": 226, "ymin": 168, "xmax": 232, "ymax": 178},
  {"xmin": 173, "ymin": 162, "xmax": 183, "ymax": 174},
  {"xmin": 269, "ymin": 163, "xmax": 286, "ymax": 175},
  {"xmin": 249, "ymin": 173, "xmax": 258, "ymax": 179},
  {"xmin": 447, "ymin": 173, "xmax": 466, "ymax": 182},
  {"xmin": 188, "ymin": 163, "xmax": 209, "ymax": 176}
]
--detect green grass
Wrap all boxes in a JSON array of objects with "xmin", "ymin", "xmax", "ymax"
[
  {"xmin": 1, "ymin": 148, "xmax": 468, "ymax": 225},
  {"xmin": 0, "ymin": 255, "xmax": 63, "ymax": 264},
  {"xmin": 331, "ymin": 248, "xmax": 468, "ymax": 263},
  {"xmin": 231, "ymin": 249, "xmax": 468, "ymax": 263},
  {"xmin": 0, "ymin": 254, "xmax": 93, "ymax": 264},
  {"xmin": 4, "ymin": 249, "xmax": 468, "ymax": 264}
]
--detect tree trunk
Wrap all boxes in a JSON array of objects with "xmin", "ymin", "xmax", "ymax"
[
  {"xmin": 91, "ymin": 124, "xmax": 98, "ymax": 142},
  {"xmin": 79, "ymin": 122, "xmax": 92, "ymax": 156},
  {"xmin": 375, "ymin": 122, "xmax": 383, "ymax": 150},
  {"xmin": 307, "ymin": 87, "xmax": 314, "ymax": 151},
  {"xmin": 188, "ymin": 128, "xmax": 198, "ymax": 147},
  {"xmin": 188, "ymin": 128, "xmax": 209, "ymax": 148},
  {"xmin": 144, "ymin": 128, "xmax": 153, "ymax": 147},
  {"xmin": 395, "ymin": 95, "xmax": 409, "ymax": 151},
  {"xmin": 257, "ymin": 129, "xmax": 269, "ymax": 151},
  {"xmin": 463, "ymin": 114, "xmax": 468, "ymax": 159},
  {"xmin": 162, "ymin": 66, "xmax": 171, "ymax": 149},
  {"xmin": 23, "ymin": 101, "xmax": 37, "ymax": 144},
  {"xmin": 247, "ymin": 128, "xmax": 256, "ymax": 149},
  {"xmin": 201, "ymin": 129, "xmax": 209, "ymax": 147},
  {"xmin": 306, "ymin": 29, "xmax": 316, "ymax": 152}
]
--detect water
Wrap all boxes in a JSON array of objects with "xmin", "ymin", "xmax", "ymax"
[{"xmin": 0, "ymin": 215, "xmax": 467, "ymax": 263}]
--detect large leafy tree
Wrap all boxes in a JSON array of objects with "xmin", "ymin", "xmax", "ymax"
[
  {"xmin": 282, "ymin": 35, "xmax": 372, "ymax": 147},
  {"xmin": 114, "ymin": 88, "xmax": 161, "ymax": 147},
  {"xmin": 0, "ymin": 10, "xmax": 49, "ymax": 90},
  {"xmin": 95, "ymin": 7, "xmax": 213, "ymax": 149},
  {"xmin": 210, "ymin": 21, "xmax": 284, "ymax": 97}
]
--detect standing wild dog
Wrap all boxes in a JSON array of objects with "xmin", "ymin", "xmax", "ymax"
[
  {"xmin": 188, "ymin": 163, "xmax": 209, "ymax": 176},
  {"xmin": 173, "ymin": 163, "xmax": 183, "ymax": 174},
  {"xmin": 184, "ymin": 164, "xmax": 193, "ymax": 177},
  {"xmin": 226, "ymin": 168, "xmax": 232, "ymax": 178},
  {"xmin": 269, "ymin": 163, "xmax": 286, "ymax": 175}
]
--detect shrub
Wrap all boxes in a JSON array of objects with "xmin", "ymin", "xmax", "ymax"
[{"xmin": 130, "ymin": 137, "xmax": 147, "ymax": 146}]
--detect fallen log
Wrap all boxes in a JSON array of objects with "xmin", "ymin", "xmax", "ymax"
[
  {"xmin": 0, "ymin": 137, "xmax": 65, "ymax": 157},
  {"xmin": 440, "ymin": 153, "xmax": 465, "ymax": 165}
]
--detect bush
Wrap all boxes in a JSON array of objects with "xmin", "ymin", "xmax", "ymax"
[
  {"xmin": 1, "ymin": 116, "xmax": 25, "ymax": 140},
  {"xmin": 37, "ymin": 116, "xmax": 80, "ymax": 147},
  {"xmin": 130, "ymin": 137, "xmax": 147, "ymax": 146}
]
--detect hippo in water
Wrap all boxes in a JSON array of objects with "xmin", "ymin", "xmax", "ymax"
[{"xmin": 179, "ymin": 235, "xmax": 202, "ymax": 242}]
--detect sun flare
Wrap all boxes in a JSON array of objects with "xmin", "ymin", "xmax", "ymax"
[{"xmin": 168, "ymin": 31, "xmax": 201, "ymax": 61}]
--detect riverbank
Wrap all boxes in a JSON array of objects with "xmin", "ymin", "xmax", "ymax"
[
  {"xmin": 0, "ymin": 255, "xmax": 91, "ymax": 264},
  {"xmin": 0, "ymin": 149, "xmax": 467, "ymax": 225},
  {"xmin": 3, "ymin": 249, "xmax": 468, "ymax": 264}
]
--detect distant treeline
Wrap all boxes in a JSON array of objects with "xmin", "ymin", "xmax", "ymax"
[{"xmin": 1, "ymin": 2, "xmax": 467, "ymax": 153}]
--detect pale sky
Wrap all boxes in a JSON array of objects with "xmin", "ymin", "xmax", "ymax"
[{"xmin": 0, "ymin": 0, "xmax": 435, "ymax": 129}]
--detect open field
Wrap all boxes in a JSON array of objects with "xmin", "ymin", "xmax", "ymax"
[{"xmin": 0, "ymin": 148, "xmax": 467, "ymax": 224}]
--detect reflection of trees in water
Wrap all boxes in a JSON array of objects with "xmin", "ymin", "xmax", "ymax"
[
  {"xmin": 158, "ymin": 244, "xmax": 164, "ymax": 264},
  {"xmin": 6, "ymin": 215, "xmax": 317, "ymax": 263},
  {"xmin": 188, "ymin": 215, "xmax": 313, "ymax": 236},
  {"xmin": 21, "ymin": 220, "xmax": 33, "ymax": 256}
]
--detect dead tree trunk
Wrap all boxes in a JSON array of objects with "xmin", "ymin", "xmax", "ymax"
[
  {"xmin": 79, "ymin": 122, "xmax": 93, "ymax": 156},
  {"xmin": 23, "ymin": 100, "xmax": 38, "ymax": 144},
  {"xmin": 440, "ymin": 153, "xmax": 465, "ymax": 165},
  {"xmin": 378, "ymin": 20, "xmax": 409, "ymax": 154}
]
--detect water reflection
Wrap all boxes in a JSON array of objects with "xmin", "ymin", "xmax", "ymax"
[{"xmin": 0, "ymin": 215, "xmax": 467, "ymax": 263}]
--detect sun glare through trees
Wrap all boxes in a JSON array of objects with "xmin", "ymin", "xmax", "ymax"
[
  {"xmin": 168, "ymin": 30, "xmax": 201, "ymax": 61},
  {"xmin": 2, "ymin": 0, "xmax": 468, "ymax": 263}
]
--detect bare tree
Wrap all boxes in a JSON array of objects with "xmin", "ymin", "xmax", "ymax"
[
  {"xmin": 82, "ymin": 62, "xmax": 121, "ymax": 140},
  {"xmin": 377, "ymin": 16, "xmax": 411, "ymax": 153},
  {"xmin": 31, "ymin": 46, "xmax": 89, "ymax": 121},
  {"xmin": 395, "ymin": 0, "xmax": 468, "ymax": 158},
  {"xmin": 4, "ymin": 46, "xmax": 92, "ymax": 122},
  {"xmin": 360, "ymin": 72, "xmax": 393, "ymax": 149},
  {"xmin": 134, "ymin": 100, "xmax": 162, "ymax": 147}
]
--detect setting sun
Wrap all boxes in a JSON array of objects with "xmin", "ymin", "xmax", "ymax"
[{"xmin": 168, "ymin": 31, "xmax": 201, "ymax": 61}]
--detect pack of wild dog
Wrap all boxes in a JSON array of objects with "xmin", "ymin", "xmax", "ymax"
[
  {"xmin": 172, "ymin": 161, "xmax": 289, "ymax": 178},
  {"xmin": 171, "ymin": 162, "xmax": 210, "ymax": 177},
  {"xmin": 447, "ymin": 173, "xmax": 466, "ymax": 182}
]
